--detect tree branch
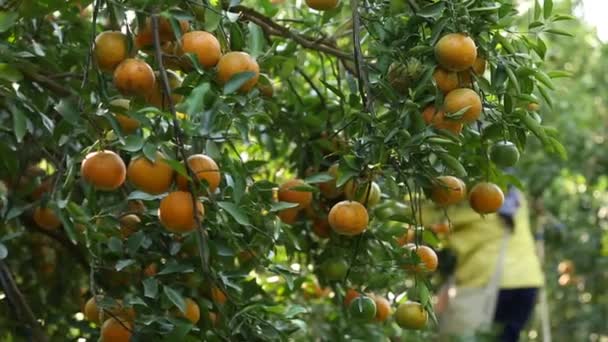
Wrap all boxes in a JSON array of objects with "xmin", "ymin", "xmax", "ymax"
[
  {"xmin": 351, "ymin": 0, "xmax": 374, "ymax": 114},
  {"xmin": 227, "ymin": 5, "xmax": 358, "ymax": 75},
  {"xmin": 0, "ymin": 260, "xmax": 49, "ymax": 342}
]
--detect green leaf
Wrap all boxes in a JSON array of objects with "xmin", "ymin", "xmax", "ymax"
[
  {"xmin": 0, "ymin": 63, "xmax": 23, "ymax": 82},
  {"xmin": 0, "ymin": 243, "xmax": 7, "ymax": 259},
  {"xmin": 543, "ymin": 28, "xmax": 574, "ymax": 37},
  {"xmin": 533, "ymin": 70, "xmax": 555, "ymax": 90},
  {"xmin": 11, "ymin": 105, "xmax": 27, "ymax": 143},
  {"xmin": 223, "ymin": 71, "xmax": 256, "ymax": 95},
  {"xmin": 107, "ymin": 237, "xmax": 123, "ymax": 254},
  {"xmin": 416, "ymin": 2, "xmax": 445, "ymax": 18},
  {"xmin": 142, "ymin": 142, "xmax": 157, "ymax": 162},
  {"xmin": 163, "ymin": 159, "xmax": 189, "ymax": 179},
  {"xmin": 543, "ymin": 0, "xmax": 553, "ymax": 19},
  {"xmin": 119, "ymin": 135, "xmax": 144, "ymax": 152},
  {"xmin": 217, "ymin": 201, "xmax": 251, "ymax": 226},
  {"xmin": 115, "ymin": 259, "xmax": 136, "ymax": 271},
  {"xmin": 303, "ymin": 172, "xmax": 333, "ymax": 184},
  {"xmin": 158, "ymin": 261, "xmax": 194, "ymax": 275},
  {"xmin": 284, "ymin": 305, "xmax": 308, "ymax": 318},
  {"xmin": 0, "ymin": 11, "xmax": 18, "ymax": 32},
  {"xmin": 505, "ymin": 66, "xmax": 521, "ymax": 94},
  {"xmin": 127, "ymin": 231, "xmax": 145, "ymax": 255},
  {"xmin": 181, "ymin": 83, "xmax": 210, "ymax": 116},
  {"xmin": 534, "ymin": 0, "xmax": 541, "ymax": 20},
  {"xmin": 437, "ymin": 153, "xmax": 467, "ymax": 177},
  {"xmin": 248, "ymin": 22, "xmax": 264, "ymax": 58},
  {"xmin": 163, "ymin": 285, "xmax": 187, "ymax": 314},
  {"xmin": 269, "ymin": 202, "xmax": 299, "ymax": 212},
  {"xmin": 54, "ymin": 98, "xmax": 79, "ymax": 123},
  {"xmin": 143, "ymin": 278, "xmax": 158, "ymax": 298}
]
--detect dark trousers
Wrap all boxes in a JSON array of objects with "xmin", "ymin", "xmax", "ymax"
[{"xmin": 493, "ymin": 288, "xmax": 539, "ymax": 342}]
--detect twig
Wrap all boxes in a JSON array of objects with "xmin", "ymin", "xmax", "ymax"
[
  {"xmin": 151, "ymin": 14, "xmax": 211, "ymax": 277},
  {"xmin": 351, "ymin": 0, "xmax": 374, "ymax": 115},
  {"xmin": 296, "ymin": 66, "xmax": 326, "ymax": 108},
  {"xmin": 18, "ymin": 68, "xmax": 76, "ymax": 97},
  {"xmin": 0, "ymin": 260, "xmax": 49, "ymax": 342}
]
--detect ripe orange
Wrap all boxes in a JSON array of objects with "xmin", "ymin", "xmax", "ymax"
[
  {"xmin": 81, "ymin": 150, "xmax": 126, "ymax": 191},
  {"xmin": 127, "ymin": 200, "xmax": 146, "ymax": 214},
  {"xmin": 430, "ymin": 222, "xmax": 450, "ymax": 235},
  {"xmin": 176, "ymin": 154, "xmax": 221, "ymax": 193},
  {"xmin": 318, "ymin": 164, "xmax": 343, "ymax": 199},
  {"xmin": 344, "ymin": 180, "xmax": 381, "ymax": 207},
  {"xmin": 444, "ymin": 88, "xmax": 482, "ymax": 123},
  {"xmin": 395, "ymin": 301, "xmax": 428, "ymax": 329},
  {"xmin": 344, "ymin": 288, "xmax": 360, "ymax": 306},
  {"xmin": 119, "ymin": 214, "xmax": 140, "ymax": 239},
  {"xmin": 109, "ymin": 99, "xmax": 139, "ymax": 134},
  {"xmin": 433, "ymin": 67, "xmax": 459, "ymax": 94},
  {"xmin": 472, "ymin": 56, "xmax": 487, "ymax": 75},
  {"xmin": 211, "ymin": 286, "xmax": 227, "ymax": 305},
  {"xmin": 328, "ymin": 200, "xmax": 369, "ymax": 236},
  {"xmin": 430, "ymin": 176, "xmax": 466, "ymax": 206},
  {"xmin": 135, "ymin": 17, "xmax": 190, "ymax": 48},
  {"xmin": 258, "ymin": 74, "xmax": 274, "ymax": 97},
  {"xmin": 100, "ymin": 317, "xmax": 132, "ymax": 342},
  {"xmin": 33, "ymin": 207, "xmax": 61, "ymax": 230},
  {"xmin": 143, "ymin": 262, "xmax": 158, "ymax": 277},
  {"xmin": 468, "ymin": 182, "xmax": 504, "ymax": 214},
  {"xmin": 94, "ymin": 31, "xmax": 128, "ymax": 72},
  {"xmin": 113, "ymin": 58, "xmax": 156, "ymax": 96},
  {"xmin": 527, "ymin": 102, "xmax": 540, "ymax": 111},
  {"xmin": 84, "ymin": 296, "xmax": 101, "ymax": 324},
  {"xmin": 422, "ymin": 105, "xmax": 463, "ymax": 134},
  {"xmin": 216, "ymin": 52, "xmax": 260, "ymax": 92},
  {"xmin": 312, "ymin": 217, "xmax": 331, "ymax": 238},
  {"xmin": 372, "ymin": 295, "xmax": 391, "ymax": 322},
  {"xmin": 435, "ymin": 33, "xmax": 477, "ymax": 72},
  {"xmin": 396, "ymin": 228, "xmax": 416, "ymax": 246},
  {"xmin": 405, "ymin": 244, "xmax": 438, "ymax": 273},
  {"xmin": 127, "ymin": 152, "xmax": 174, "ymax": 195},
  {"xmin": 278, "ymin": 179, "xmax": 312, "ymax": 208},
  {"xmin": 306, "ymin": 0, "xmax": 339, "ymax": 10},
  {"xmin": 180, "ymin": 298, "xmax": 200, "ymax": 324},
  {"xmin": 558, "ymin": 260, "xmax": 575, "ymax": 275},
  {"xmin": 158, "ymin": 191, "xmax": 205, "ymax": 233},
  {"xmin": 181, "ymin": 31, "xmax": 222, "ymax": 68},
  {"xmin": 278, "ymin": 207, "xmax": 300, "ymax": 224}
]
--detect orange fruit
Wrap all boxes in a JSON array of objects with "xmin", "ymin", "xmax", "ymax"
[
  {"xmin": 318, "ymin": 164, "xmax": 343, "ymax": 199},
  {"xmin": 119, "ymin": 214, "xmax": 141, "ymax": 239},
  {"xmin": 145, "ymin": 70, "xmax": 183, "ymax": 109},
  {"xmin": 143, "ymin": 262, "xmax": 158, "ymax": 277},
  {"xmin": 100, "ymin": 317, "xmax": 132, "ymax": 342},
  {"xmin": 33, "ymin": 207, "xmax": 61, "ymax": 230},
  {"xmin": 344, "ymin": 288, "xmax": 360, "ymax": 306},
  {"xmin": 435, "ymin": 33, "xmax": 477, "ymax": 72},
  {"xmin": 312, "ymin": 217, "xmax": 331, "ymax": 238},
  {"xmin": 176, "ymin": 154, "xmax": 221, "ymax": 193},
  {"xmin": 181, "ymin": 31, "xmax": 222, "ymax": 68},
  {"xmin": 113, "ymin": 58, "xmax": 156, "ymax": 96},
  {"xmin": 372, "ymin": 295, "xmax": 391, "ymax": 322},
  {"xmin": 433, "ymin": 68, "xmax": 460, "ymax": 94},
  {"xmin": 405, "ymin": 244, "xmax": 438, "ymax": 273},
  {"xmin": 422, "ymin": 105, "xmax": 463, "ymax": 134},
  {"xmin": 278, "ymin": 179, "xmax": 313, "ymax": 208},
  {"xmin": 468, "ymin": 182, "xmax": 504, "ymax": 214},
  {"xmin": 430, "ymin": 176, "xmax": 466, "ymax": 206},
  {"xmin": 84, "ymin": 296, "xmax": 101, "ymax": 324},
  {"xmin": 306, "ymin": 0, "xmax": 339, "ymax": 10},
  {"xmin": 211, "ymin": 286, "xmax": 227, "ymax": 305},
  {"xmin": 444, "ymin": 88, "xmax": 482, "ymax": 123},
  {"xmin": 278, "ymin": 207, "xmax": 300, "ymax": 224},
  {"xmin": 258, "ymin": 74, "xmax": 274, "ymax": 97},
  {"xmin": 127, "ymin": 200, "xmax": 146, "ymax": 214},
  {"xmin": 527, "ymin": 102, "xmax": 540, "ymax": 111},
  {"xmin": 472, "ymin": 56, "xmax": 486, "ymax": 75},
  {"xmin": 328, "ymin": 200, "xmax": 369, "ymax": 236},
  {"xmin": 396, "ymin": 228, "xmax": 416, "ymax": 246},
  {"xmin": 216, "ymin": 52, "xmax": 260, "ymax": 93},
  {"xmin": 94, "ymin": 31, "xmax": 128, "ymax": 72},
  {"xmin": 395, "ymin": 301, "xmax": 427, "ymax": 329},
  {"xmin": 180, "ymin": 298, "xmax": 200, "ymax": 324},
  {"xmin": 158, "ymin": 191, "xmax": 205, "ymax": 233},
  {"xmin": 109, "ymin": 99, "xmax": 140, "ymax": 134},
  {"xmin": 81, "ymin": 150, "xmax": 126, "ymax": 191},
  {"xmin": 30, "ymin": 178, "xmax": 52, "ymax": 200},
  {"xmin": 127, "ymin": 152, "xmax": 174, "ymax": 195},
  {"xmin": 349, "ymin": 296, "xmax": 377, "ymax": 322},
  {"xmin": 558, "ymin": 260, "xmax": 575, "ymax": 275},
  {"xmin": 430, "ymin": 222, "xmax": 450, "ymax": 235},
  {"xmin": 135, "ymin": 17, "xmax": 190, "ymax": 49}
]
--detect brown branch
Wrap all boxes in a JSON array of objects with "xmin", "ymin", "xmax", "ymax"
[
  {"xmin": 18, "ymin": 67, "xmax": 76, "ymax": 97},
  {"xmin": 151, "ymin": 14, "xmax": 212, "ymax": 277},
  {"xmin": 227, "ymin": 5, "xmax": 358, "ymax": 75},
  {"xmin": 296, "ymin": 66, "xmax": 326, "ymax": 108},
  {"xmin": 0, "ymin": 260, "xmax": 49, "ymax": 342},
  {"xmin": 351, "ymin": 0, "xmax": 374, "ymax": 114}
]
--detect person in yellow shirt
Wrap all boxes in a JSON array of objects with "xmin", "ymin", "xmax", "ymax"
[{"xmin": 426, "ymin": 186, "xmax": 543, "ymax": 341}]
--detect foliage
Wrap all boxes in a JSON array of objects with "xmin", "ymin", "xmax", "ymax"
[{"xmin": 0, "ymin": 0, "xmax": 572, "ymax": 341}]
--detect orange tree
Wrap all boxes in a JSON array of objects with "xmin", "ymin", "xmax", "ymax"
[{"xmin": 0, "ymin": 0, "xmax": 568, "ymax": 340}]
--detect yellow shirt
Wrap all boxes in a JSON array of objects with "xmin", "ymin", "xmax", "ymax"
[{"xmin": 422, "ymin": 196, "xmax": 544, "ymax": 288}]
